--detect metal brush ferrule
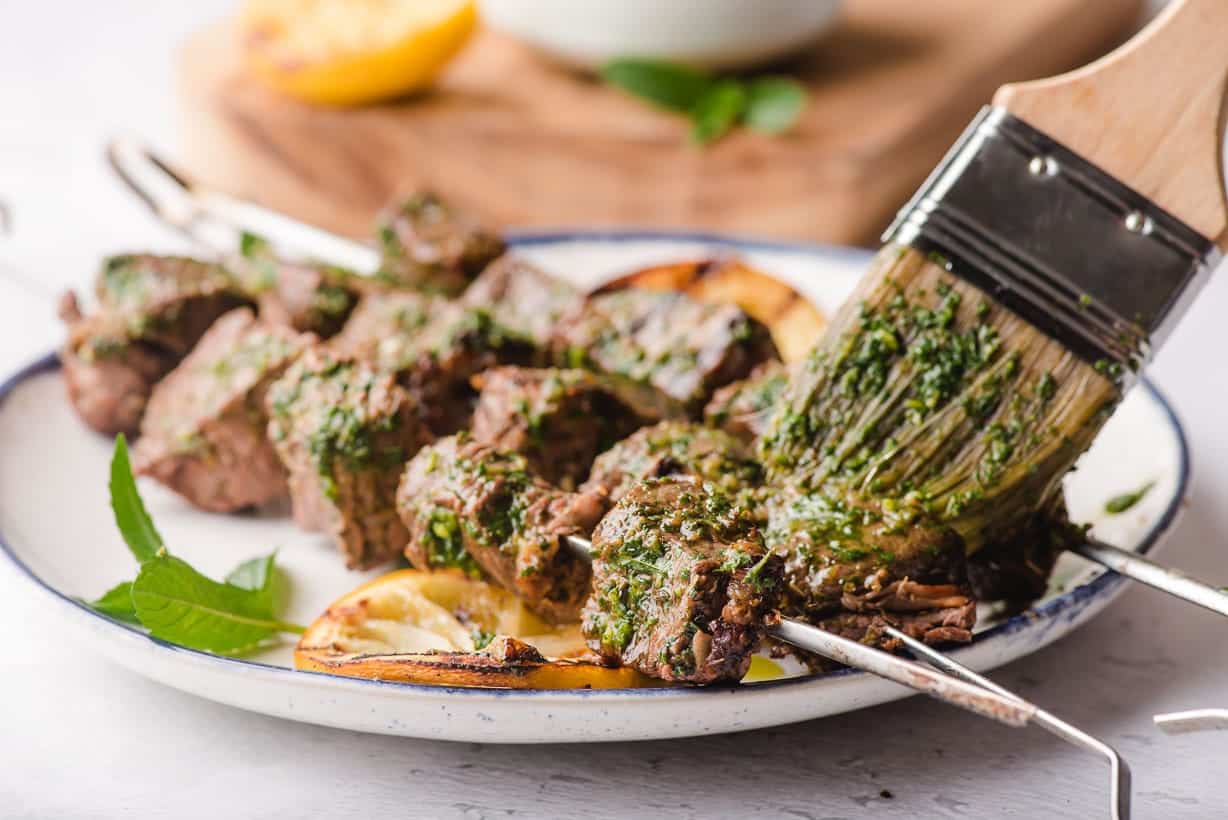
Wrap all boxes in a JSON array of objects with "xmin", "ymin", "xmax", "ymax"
[{"xmin": 884, "ymin": 106, "xmax": 1220, "ymax": 386}]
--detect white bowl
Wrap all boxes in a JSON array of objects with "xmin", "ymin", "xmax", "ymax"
[{"xmin": 478, "ymin": 0, "xmax": 843, "ymax": 72}]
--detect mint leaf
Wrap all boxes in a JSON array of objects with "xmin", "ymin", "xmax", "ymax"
[
  {"xmin": 88, "ymin": 581, "xmax": 139, "ymax": 625},
  {"xmin": 225, "ymin": 551, "xmax": 284, "ymax": 613},
  {"xmin": 110, "ymin": 435, "xmax": 163, "ymax": 563},
  {"xmin": 744, "ymin": 77, "xmax": 805, "ymax": 134},
  {"xmin": 690, "ymin": 80, "xmax": 748, "ymax": 144},
  {"xmin": 132, "ymin": 554, "xmax": 304, "ymax": 656},
  {"xmin": 601, "ymin": 59, "xmax": 713, "ymax": 112},
  {"xmin": 226, "ymin": 552, "xmax": 275, "ymax": 592},
  {"xmin": 99, "ymin": 437, "xmax": 304, "ymax": 657}
]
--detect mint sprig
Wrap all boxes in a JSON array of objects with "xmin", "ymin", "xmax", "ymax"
[
  {"xmin": 89, "ymin": 581, "xmax": 140, "ymax": 625},
  {"xmin": 109, "ymin": 434, "xmax": 163, "ymax": 563},
  {"xmin": 601, "ymin": 59, "xmax": 807, "ymax": 144},
  {"xmin": 87, "ymin": 436, "xmax": 304, "ymax": 656}
]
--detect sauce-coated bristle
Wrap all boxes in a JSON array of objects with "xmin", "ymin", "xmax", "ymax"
[{"xmin": 760, "ymin": 245, "xmax": 1119, "ymax": 552}]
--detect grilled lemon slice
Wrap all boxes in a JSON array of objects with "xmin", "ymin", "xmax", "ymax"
[
  {"xmin": 295, "ymin": 569, "xmax": 657, "ymax": 688},
  {"xmin": 240, "ymin": 0, "xmax": 478, "ymax": 106}
]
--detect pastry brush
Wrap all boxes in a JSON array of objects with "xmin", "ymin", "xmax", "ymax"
[{"xmin": 761, "ymin": 0, "xmax": 1228, "ymax": 617}]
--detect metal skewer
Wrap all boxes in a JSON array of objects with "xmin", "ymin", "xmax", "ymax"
[
  {"xmin": 106, "ymin": 138, "xmax": 381, "ymax": 276},
  {"xmin": 1154, "ymin": 709, "xmax": 1228, "ymax": 734},
  {"xmin": 1072, "ymin": 539, "xmax": 1228, "ymax": 618},
  {"xmin": 561, "ymin": 538, "xmax": 1043, "ymax": 726},
  {"xmin": 885, "ymin": 625, "xmax": 1132, "ymax": 820}
]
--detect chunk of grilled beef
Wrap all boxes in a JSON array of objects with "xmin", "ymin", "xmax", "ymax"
[
  {"xmin": 703, "ymin": 360, "xmax": 789, "ymax": 445},
  {"xmin": 232, "ymin": 233, "xmax": 360, "ymax": 338},
  {"xmin": 328, "ymin": 290, "xmax": 442, "ymax": 372},
  {"xmin": 393, "ymin": 257, "xmax": 580, "ymax": 434},
  {"xmin": 90, "ymin": 254, "xmax": 250, "ymax": 354},
  {"xmin": 132, "ymin": 308, "xmax": 314, "ymax": 512},
  {"xmin": 397, "ymin": 436, "xmax": 601, "ymax": 623},
  {"xmin": 765, "ymin": 492, "xmax": 976, "ymax": 647},
  {"xmin": 256, "ymin": 263, "xmax": 357, "ymax": 338},
  {"xmin": 967, "ymin": 498, "xmax": 1084, "ymax": 607},
  {"xmin": 376, "ymin": 191, "xmax": 506, "ymax": 295},
  {"xmin": 59, "ymin": 255, "xmax": 252, "ymax": 435},
  {"xmin": 583, "ymin": 477, "xmax": 783, "ymax": 684},
  {"xmin": 580, "ymin": 421, "xmax": 764, "ymax": 512},
  {"xmin": 266, "ymin": 350, "xmax": 433, "ymax": 569},
  {"xmin": 461, "ymin": 255, "xmax": 580, "ymax": 347},
  {"xmin": 403, "ymin": 304, "xmax": 539, "ymax": 435},
  {"xmin": 549, "ymin": 289, "xmax": 779, "ymax": 413},
  {"xmin": 470, "ymin": 367, "xmax": 685, "ymax": 488}
]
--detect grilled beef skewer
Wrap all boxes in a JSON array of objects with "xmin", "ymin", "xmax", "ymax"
[
  {"xmin": 469, "ymin": 367, "xmax": 685, "ymax": 488},
  {"xmin": 583, "ymin": 477, "xmax": 781, "ymax": 684},
  {"xmin": 549, "ymin": 287, "xmax": 779, "ymax": 414},
  {"xmin": 580, "ymin": 420, "xmax": 763, "ymax": 514},
  {"xmin": 266, "ymin": 349, "xmax": 434, "ymax": 569},
  {"xmin": 396, "ymin": 435, "xmax": 602, "ymax": 622},
  {"xmin": 59, "ymin": 254, "xmax": 252, "ymax": 435},
  {"xmin": 132, "ymin": 307, "xmax": 315, "ymax": 512}
]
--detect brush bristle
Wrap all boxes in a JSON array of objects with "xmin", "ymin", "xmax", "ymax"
[{"xmin": 760, "ymin": 245, "xmax": 1119, "ymax": 552}]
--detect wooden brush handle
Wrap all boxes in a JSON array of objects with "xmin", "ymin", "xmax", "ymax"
[{"xmin": 994, "ymin": 0, "xmax": 1228, "ymax": 244}]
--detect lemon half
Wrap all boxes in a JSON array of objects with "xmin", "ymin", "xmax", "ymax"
[
  {"xmin": 295, "ymin": 569, "xmax": 659, "ymax": 689},
  {"xmin": 241, "ymin": 0, "xmax": 478, "ymax": 106}
]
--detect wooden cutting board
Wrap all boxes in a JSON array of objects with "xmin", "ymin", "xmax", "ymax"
[{"xmin": 178, "ymin": 0, "xmax": 1142, "ymax": 246}]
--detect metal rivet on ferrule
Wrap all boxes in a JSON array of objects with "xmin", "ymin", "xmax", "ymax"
[
  {"xmin": 1028, "ymin": 156, "xmax": 1059, "ymax": 177},
  {"xmin": 1124, "ymin": 210, "xmax": 1154, "ymax": 235}
]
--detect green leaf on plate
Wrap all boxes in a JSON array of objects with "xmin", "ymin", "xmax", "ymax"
[
  {"xmin": 601, "ymin": 59, "xmax": 714, "ymax": 113},
  {"xmin": 132, "ymin": 554, "xmax": 304, "ymax": 656},
  {"xmin": 225, "ymin": 550, "xmax": 284, "ymax": 613},
  {"xmin": 109, "ymin": 435, "xmax": 163, "ymax": 564},
  {"xmin": 1104, "ymin": 480, "xmax": 1156, "ymax": 515},
  {"xmin": 744, "ymin": 76, "xmax": 806, "ymax": 134},
  {"xmin": 690, "ymin": 80, "xmax": 748, "ymax": 144},
  {"xmin": 88, "ymin": 581, "xmax": 140, "ymax": 625}
]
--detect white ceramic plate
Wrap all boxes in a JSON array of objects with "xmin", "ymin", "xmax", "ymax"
[{"xmin": 0, "ymin": 231, "xmax": 1187, "ymax": 743}]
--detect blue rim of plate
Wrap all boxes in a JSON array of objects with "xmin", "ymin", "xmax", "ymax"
[{"xmin": 0, "ymin": 230, "xmax": 1191, "ymax": 700}]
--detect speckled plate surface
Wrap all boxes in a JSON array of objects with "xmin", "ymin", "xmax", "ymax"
[{"xmin": 0, "ymin": 231, "xmax": 1188, "ymax": 743}]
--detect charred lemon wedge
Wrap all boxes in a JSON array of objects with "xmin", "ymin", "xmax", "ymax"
[
  {"xmin": 595, "ymin": 258, "xmax": 826, "ymax": 363},
  {"xmin": 240, "ymin": 0, "xmax": 477, "ymax": 106},
  {"xmin": 295, "ymin": 569, "xmax": 658, "ymax": 688}
]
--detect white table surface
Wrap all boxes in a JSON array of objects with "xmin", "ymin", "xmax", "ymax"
[{"xmin": 1, "ymin": 3, "xmax": 1225, "ymax": 818}]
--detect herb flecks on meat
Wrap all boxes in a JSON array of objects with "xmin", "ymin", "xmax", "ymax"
[
  {"xmin": 133, "ymin": 308, "xmax": 314, "ymax": 512},
  {"xmin": 461, "ymin": 256, "xmax": 580, "ymax": 348},
  {"xmin": 583, "ymin": 477, "xmax": 782, "ymax": 684},
  {"xmin": 59, "ymin": 254, "xmax": 253, "ymax": 435},
  {"xmin": 328, "ymin": 290, "xmax": 441, "ymax": 373},
  {"xmin": 550, "ymin": 288, "xmax": 779, "ymax": 413},
  {"xmin": 405, "ymin": 304, "xmax": 539, "ymax": 434},
  {"xmin": 267, "ymin": 350, "xmax": 432, "ymax": 569},
  {"xmin": 397, "ymin": 436, "xmax": 601, "ymax": 622},
  {"xmin": 765, "ymin": 490, "xmax": 976, "ymax": 647},
  {"xmin": 470, "ymin": 366, "xmax": 684, "ymax": 488},
  {"xmin": 235, "ymin": 232, "xmax": 359, "ymax": 338},
  {"xmin": 582, "ymin": 421, "xmax": 764, "ymax": 512},
  {"xmin": 376, "ymin": 191, "xmax": 506, "ymax": 295},
  {"xmin": 704, "ymin": 360, "xmax": 789, "ymax": 445}
]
